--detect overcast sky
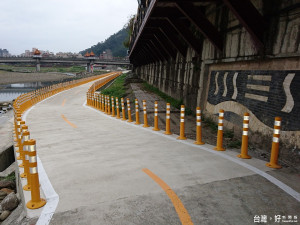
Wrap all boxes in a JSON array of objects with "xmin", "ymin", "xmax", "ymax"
[{"xmin": 0, "ymin": 0, "xmax": 138, "ymax": 55}]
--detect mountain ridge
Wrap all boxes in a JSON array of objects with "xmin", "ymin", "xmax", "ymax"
[{"xmin": 80, "ymin": 28, "xmax": 128, "ymax": 57}]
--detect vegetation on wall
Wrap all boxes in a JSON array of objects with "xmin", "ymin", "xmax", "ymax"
[
  {"xmin": 123, "ymin": 15, "xmax": 136, "ymax": 48},
  {"xmin": 101, "ymin": 73, "xmax": 127, "ymax": 100}
]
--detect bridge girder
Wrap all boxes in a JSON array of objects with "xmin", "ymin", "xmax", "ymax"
[{"xmin": 129, "ymin": 0, "xmax": 268, "ymax": 67}]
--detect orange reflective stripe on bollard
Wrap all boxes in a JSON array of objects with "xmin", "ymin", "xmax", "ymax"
[
  {"xmin": 237, "ymin": 113, "xmax": 251, "ymax": 159},
  {"xmin": 214, "ymin": 109, "xmax": 225, "ymax": 151},
  {"xmin": 153, "ymin": 101, "xmax": 160, "ymax": 131},
  {"xmin": 127, "ymin": 98, "xmax": 133, "ymax": 122},
  {"xmin": 177, "ymin": 105, "xmax": 187, "ymax": 140},
  {"xmin": 121, "ymin": 98, "xmax": 126, "ymax": 120},
  {"xmin": 165, "ymin": 103, "xmax": 172, "ymax": 135},
  {"xmin": 135, "ymin": 99, "xmax": 140, "ymax": 125},
  {"xmin": 143, "ymin": 100, "xmax": 149, "ymax": 127},
  {"xmin": 26, "ymin": 139, "xmax": 46, "ymax": 209},
  {"xmin": 266, "ymin": 117, "xmax": 282, "ymax": 169},
  {"xmin": 194, "ymin": 107, "xmax": 205, "ymax": 145},
  {"xmin": 116, "ymin": 97, "xmax": 120, "ymax": 119}
]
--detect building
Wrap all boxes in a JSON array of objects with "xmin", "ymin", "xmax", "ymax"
[{"xmin": 0, "ymin": 49, "xmax": 11, "ymax": 57}]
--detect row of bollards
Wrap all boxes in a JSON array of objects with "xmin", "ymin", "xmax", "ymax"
[
  {"xmin": 12, "ymin": 71, "xmax": 122, "ymax": 210},
  {"xmin": 87, "ymin": 92, "xmax": 283, "ymax": 169},
  {"xmin": 13, "ymin": 107, "xmax": 46, "ymax": 209}
]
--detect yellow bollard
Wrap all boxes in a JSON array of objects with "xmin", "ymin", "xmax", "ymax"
[
  {"xmin": 194, "ymin": 107, "xmax": 205, "ymax": 145},
  {"xmin": 98, "ymin": 94, "xmax": 101, "ymax": 110},
  {"xmin": 20, "ymin": 130, "xmax": 30, "ymax": 179},
  {"xmin": 99, "ymin": 94, "xmax": 102, "ymax": 111},
  {"xmin": 214, "ymin": 109, "xmax": 225, "ymax": 151},
  {"xmin": 97, "ymin": 94, "xmax": 101, "ymax": 110},
  {"xmin": 121, "ymin": 98, "xmax": 126, "ymax": 120},
  {"xmin": 101, "ymin": 94, "xmax": 105, "ymax": 112},
  {"xmin": 14, "ymin": 117, "xmax": 21, "ymax": 137},
  {"xmin": 23, "ymin": 135, "xmax": 33, "ymax": 191},
  {"xmin": 98, "ymin": 94, "xmax": 101, "ymax": 111},
  {"xmin": 127, "ymin": 98, "xmax": 133, "ymax": 122},
  {"xmin": 94, "ymin": 93, "xmax": 97, "ymax": 109},
  {"xmin": 135, "ymin": 99, "xmax": 140, "ymax": 125},
  {"xmin": 153, "ymin": 101, "xmax": 160, "ymax": 131},
  {"xmin": 17, "ymin": 121, "xmax": 26, "ymax": 164},
  {"xmin": 90, "ymin": 93, "xmax": 92, "ymax": 107},
  {"xmin": 266, "ymin": 117, "xmax": 282, "ymax": 169},
  {"xmin": 26, "ymin": 139, "xmax": 46, "ymax": 209},
  {"xmin": 111, "ymin": 96, "xmax": 115, "ymax": 117},
  {"xmin": 116, "ymin": 97, "xmax": 120, "ymax": 119},
  {"xmin": 143, "ymin": 100, "xmax": 149, "ymax": 127},
  {"xmin": 164, "ymin": 103, "xmax": 172, "ymax": 135},
  {"xmin": 177, "ymin": 105, "xmax": 187, "ymax": 140},
  {"xmin": 14, "ymin": 119, "xmax": 22, "ymax": 153},
  {"xmin": 93, "ymin": 94, "xmax": 96, "ymax": 108},
  {"xmin": 105, "ymin": 95, "xmax": 108, "ymax": 114},
  {"xmin": 237, "ymin": 113, "xmax": 251, "ymax": 159},
  {"xmin": 108, "ymin": 96, "xmax": 111, "ymax": 115}
]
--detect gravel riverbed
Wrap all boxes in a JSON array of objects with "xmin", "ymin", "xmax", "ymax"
[{"xmin": 0, "ymin": 71, "xmax": 72, "ymax": 85}]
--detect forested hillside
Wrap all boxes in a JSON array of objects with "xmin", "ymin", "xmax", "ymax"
[{"xmin": 81, "ymin": 28, "xmax": 128, "ymax": 57}]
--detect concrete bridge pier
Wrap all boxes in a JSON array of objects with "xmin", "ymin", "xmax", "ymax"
[
  {"xmin": 86, "ymin": 59, "xmax": 95, "ymax": 73},
  {"xmin": 36, "ymin": 58, "xmax": 41, "ymax": 72}
]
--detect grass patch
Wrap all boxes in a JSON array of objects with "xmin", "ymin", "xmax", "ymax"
[
  {"xmin": 0, "ymin": 172, "xmax": 15, "ymax": 182},
  {"xmin": 142, "ymin": 82, "xmax": 193, "ymax": 115},
  {"xmin": 202, "ymin": 116, "xmax": 218, "ymax": 132},
  {"xmin": 228, "ymin": 140, "xmax": 241, "ymax": 148},
  {"xmin": 224, "ymin": 130, "xmax": 234, "ymax": 138},
  {"xmin": 101, "ymin": 73, "xmax": 127, "ymax": 100},
  {"xmin": 0, "ymin": 65, "xmax": 86, "ymax": 73}
]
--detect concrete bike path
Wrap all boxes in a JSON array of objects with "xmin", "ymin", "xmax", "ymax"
[{"xmin": 24, "ymin": 77, "xmax": 300, "ymax": 224}]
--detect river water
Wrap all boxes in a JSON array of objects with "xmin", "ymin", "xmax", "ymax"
[
  {"xmin": 0, "ymin": 77, "xmax": 76, "ymax": 103},
  {"xmin": 0, "ymin": 82, "xmax": 44, "ymax": 102}
]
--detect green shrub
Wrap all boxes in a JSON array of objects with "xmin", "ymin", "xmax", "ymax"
[
  {"xmin": 101, "ymin": 74, "xmax": 127, "ymax": 100},
  {"xmin": 142, "ymin": 82, "xmax": 193, "ymax": 115}
]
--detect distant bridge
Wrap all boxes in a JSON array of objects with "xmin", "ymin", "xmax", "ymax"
[{"xmin": 0, "ymin": 57, "xmax": 131, "ymax": 72}]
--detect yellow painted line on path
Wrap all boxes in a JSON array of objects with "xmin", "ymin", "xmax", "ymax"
[
  {"xmin": 142, "ymin": 168, "xmax": 193, "ymax": 225},
  {"xmin": 62, "ymin": 99, "xmax": 66, "ymax": 107},
  {"xmin": 61, "ymin": 114, "xmax": 77, "ymax": 128}
]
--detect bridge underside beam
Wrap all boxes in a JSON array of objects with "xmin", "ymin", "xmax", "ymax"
[
  {"xmin": 144, "ymin": 28, "xmax": 177, "ymax": 59},
  {"xmin": 175, "ymin": 2, "xmax": 223, "ymax": 51},
  {"xmin": 222, "ymin": 0, "xmax": 267, "ymax": 49},
  {"xmin": 167, "ymin": 17, "xmax": 203, "ymax": 55},
  {"xmin": 147, "ymin": 19, "xmax": 187, "ymax": 56},
  {"xmin": 129, "ymin": 0, "xmax": 269, "ymax": 66}
]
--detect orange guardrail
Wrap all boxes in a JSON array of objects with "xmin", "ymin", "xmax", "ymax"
[{"xmin": 12, "ymin": 71, "xmax": 122, "ymax": 210}]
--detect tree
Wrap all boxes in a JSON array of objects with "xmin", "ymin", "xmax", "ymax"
[{"xmin": 123, "ymin": 14, "xmax": 136, "ymax": 48}]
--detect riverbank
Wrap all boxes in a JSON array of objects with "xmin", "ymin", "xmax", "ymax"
[{"xmin": 0, "ymin": 71, "xmax": 73, "ymax": 85}]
